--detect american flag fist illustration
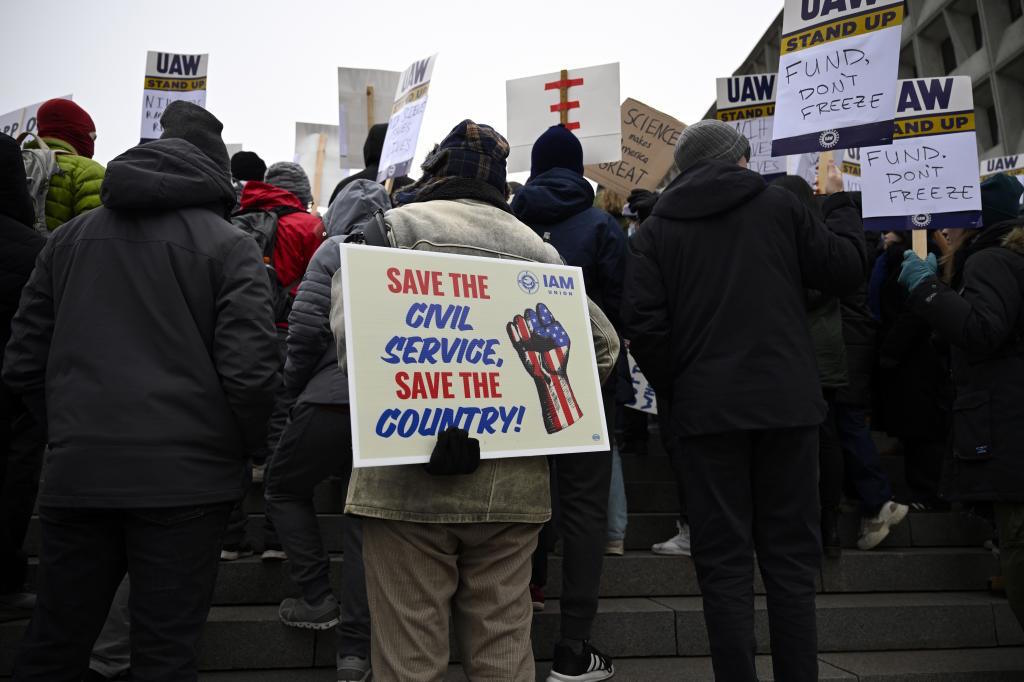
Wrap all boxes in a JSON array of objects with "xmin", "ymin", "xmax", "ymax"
[{"xmin": 506, "ymin": 303, "xmax": 583, "ymax": 434}]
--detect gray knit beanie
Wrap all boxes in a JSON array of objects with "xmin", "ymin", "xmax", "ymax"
[
  {"xmin": 673, "ymin": 120, "xmax": 751, "ymax": 174},
  {"xmin": 265, "ymin": 162, "xmax": 313, "ymax": 207}
]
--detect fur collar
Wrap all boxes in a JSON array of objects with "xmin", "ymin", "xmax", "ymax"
[{"xmin": 1003, "ymin": 225, "xmax": 1024, "ymax": 256}]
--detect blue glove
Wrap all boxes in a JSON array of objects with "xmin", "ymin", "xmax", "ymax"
[{"xmin": 897, "ymin": 250, "xmax": 938, "ymax": 292}]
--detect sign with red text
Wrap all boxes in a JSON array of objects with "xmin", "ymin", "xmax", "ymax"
[
  {"xmin": 340, "ymin": 245, "xmax": 609, "ymax": 468},
  {"xmin": 140, "ymin": 51, "xmax": 208, "ymax": 141},
  {"xmin": 506, "ymin": 62, "xmax": 621, "ymax": 174},
  {"xmin": 772, "ymin": 0, "xmax": 903, "ymax": 155},
  {"xmin": 717, "ymin": 74, "xmax": 785, "ymax": 178},
  {"xmin": 862, "ymin": 77, "xmax": 982, "ymax": 231}
]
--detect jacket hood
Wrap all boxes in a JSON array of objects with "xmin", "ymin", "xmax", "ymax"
[
  {"xmin": 0, "ymin": 134, "xmax": 35, "ymax": 226},
  {"xmin": 511, "ymin": 167, "xmax": 595, "ymax": 225},
  {"xmin": 101, "ymin": 138, "xmax": 235, "ymax": 216},
  {"xmin": 653, "ymin": 160, "xmax": 767, "ymax": 220},
  {"xmin": 239, "ymin": 181, "xmax": 306, "ymax": 212},
  {"xmin": 324, "ymin": 179, "xmax": 390, "ymax": 237},
  {"xmin": 364, "ymin": 123, "xmax": 388, "ymax": 168}
]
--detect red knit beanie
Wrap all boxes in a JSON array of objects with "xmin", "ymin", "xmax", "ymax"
[{"xmin": 37, "ymin": 99, "xmax": 96, "ymax": 159}]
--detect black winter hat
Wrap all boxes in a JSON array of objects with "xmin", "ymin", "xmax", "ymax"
[
  {"xmin": 530, "ymin": 124, "xmax": 583, "ymax": 180},
  {"xmin": 230, "ymin": 151, "xmax": 266, "ymax": 181},
  {"xmin": 159, "ymin": 101, "xmax": 230, "ymax": 173},
  {"xmin": 364, "ymin": 123, "xmax": 388, "ymax": 167},
  {"xmin": 981, "ymin": 173, "xmax": 1024, "ymax": 228}
]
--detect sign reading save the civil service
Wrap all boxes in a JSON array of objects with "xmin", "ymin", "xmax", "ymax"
[
  {"xmin": 773, "ymin": 0, "xmax": 903, "ymax": 155},
  {"xmin": 716, "ymin": 74, "xmax": 784, "ymax": 178},
  {"xmin": 140, "ymin": 51, "xmax": 208, "ymax": 141},
  {"xmin": 340, "ymin": 245, "xmax": 609, "ymax": 467},
  {"xmin": 862, "ymin": 77, "xmax": 982, "ymax": 231}
]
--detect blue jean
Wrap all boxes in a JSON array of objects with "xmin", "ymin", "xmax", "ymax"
[
  {"xmin": 607, "ymin": 446, "xmax": 627, "ymax": 542},
  {"xmin": 835, "ymin": 404, "xmax": 893, "ymax": 516}
]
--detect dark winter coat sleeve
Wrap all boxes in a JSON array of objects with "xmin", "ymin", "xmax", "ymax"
[
  {"xmin": 793, "ymin": 192, "xmax": 867, "ymax": 297},
  {"xmin": 595, "ymin": 214, "xmax": 627, "ymax": 331},
  {"xmin": 2, "ymin": 240, "xmax": 55, "ymax": 430},
  {"xmin": 909, "ymin": 251, "xmax": 1022, "ymax": 355},
  {"xmin": 284, "ymin": 241, "xmax": 340, "ymax": 396},
  {"xmin": 621, "ymin": 225, "xmax": 672, "ymax": 401},
  {"xmin": 214, "ymin": 237, "xmax": 281, "ymax": 452}
]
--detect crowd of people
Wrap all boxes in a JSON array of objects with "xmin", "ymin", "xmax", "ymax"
[{"xmin": 0, "ymin": 96, "xmax": 1022, "ymax": 682}]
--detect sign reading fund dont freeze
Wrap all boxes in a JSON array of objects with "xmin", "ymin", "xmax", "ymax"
[
  {"xmin": 772, "ymin": 0, "xmax": 903, "ymax": 155},
  {"xmin": 140, "ymin": 51, "xmax": 208, "ymax": 141},
  {"xmin": 340, "ymin": 245, "xmax": 609, "ymax": 467},
  {"xmin": 377, "ymin": 55, "xmax": 437, "ymax": 182},
  {"xmin": 716, "ymin": 74, "xmax": 784, "ymax": 178},
  {"xmin": 862, "ymin": 77, "xmax": 982, "ymax": 231}
]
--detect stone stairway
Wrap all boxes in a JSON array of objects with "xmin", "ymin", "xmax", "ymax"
[{"xmin": 3, "ymin": 442, "xmax": 1024, "ymax": 680}]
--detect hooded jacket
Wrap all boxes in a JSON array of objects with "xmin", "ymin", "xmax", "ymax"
[
  {"xmin": 909, "ymin": 219, "xmax": 1024, "ymax": 501},
  {"xmin": 24, "ymin": 136, "xmax": 105, "ymax": 231},
  {"xmin": 285, "ymin": 180, "xmax": 391, "ymax": 406},
  {"xmin": 2, "ymin": 138, "xmax": 280, "ymax": 508},
  {"xmin": 623, "ymin": 161, "xmax": 866, "ymax": 437},
  {"xmin": 511, "ymin": 168, "xmax": 627, "ymax": 329}
]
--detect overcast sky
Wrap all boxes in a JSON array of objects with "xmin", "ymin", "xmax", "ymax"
[{"xmin": 0, "ymin": 0, "xmax": 782, "ymax": 179}]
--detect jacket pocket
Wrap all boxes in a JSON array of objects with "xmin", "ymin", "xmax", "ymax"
[{"xmin": 952, "ymin": 391, "xmax": 993, "ymax": 462}]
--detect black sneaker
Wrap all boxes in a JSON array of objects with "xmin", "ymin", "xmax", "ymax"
[
  {"xmin": 220, "ymin": 542, "xmax": 255, "ymax": 561},
  {"xmin": 546, "ymin": 640, "xmax": 614, "ymax": 681}
]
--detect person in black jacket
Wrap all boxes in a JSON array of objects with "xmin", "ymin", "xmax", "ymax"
[
  {"xmin": 3, "ymin": 101, "xmax": 280, "ymax": 679},
  {"xmin": 899, "ymin": 173, "xmax": 1024, "ymax": 628},
  {"xmin": 623, "ymin": 120, "xmax": 866, "ymax": 682},
  {"xmin": 511, "ymin": 124, "xmax": 625, "ymax": 680},
  {"xmin": 327, "ymin": 124, "xmax": 413, "ymax": 206},
  {"xmin": 0, "ymin": 133, "xmax": 45, "ymax": 611}
]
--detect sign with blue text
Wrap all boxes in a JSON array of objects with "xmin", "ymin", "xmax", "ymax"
[
  {"xmin": 140, "ymin": 51, "xmax": 208, "ymax": 141},
  {"xmin": 981, "ymin": 154, "xmax": 1024, "ymax": 203},
  {"xmin": 862, "ymin": 77, "xmax": 982, "ymax": 231},
  {"xmin": 772, "ymin": 0, "xmax": 904, "ymax": 155},
  {"xmin": 377, "ymin": 55, "xmax": 438, "ymax": 182},
  {"xmin": 716, "ymin": 74, "xmax": 784, "ymax": 178},
  {"xmin": 340, "ymin": 245, "xmax": 609, "ymax": 467}
]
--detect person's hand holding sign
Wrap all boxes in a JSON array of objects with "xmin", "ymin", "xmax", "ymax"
[{"xmin": 507, "ymin": 303, "xmax": 583, "ymax": 434}]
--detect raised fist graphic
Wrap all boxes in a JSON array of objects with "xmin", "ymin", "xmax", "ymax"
[{"xmin": 506, "ymin": 303, "xmax": 582, "ymax": 434}]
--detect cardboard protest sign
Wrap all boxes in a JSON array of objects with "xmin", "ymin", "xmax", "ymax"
[
  {"xmin": 772, "ymin": 0, "xmax": 904, "ymax": 155},
  {"xmin": 584, "ymin": 98, "xmax": 684, "ymax": 196},
  {"xmin": 788, "ymin": 152, "xmax": 821, "ymax": 188},
  {"xmin": 225, "ymin": 143, "xmax": 243, "ymax": 158},
  {"xmin": 862, "ymin": 77, "xmax": 982, "ymax": 231},
  {"xmin": 981, "ymin": 154, "xmax": 1024, "ymax": 201},
  {"xmin": 340, "ymin": 244, "xmax": 609, "ymax": 467},
  {"xmin": 140, "ymin": 51, "xmax": 208, "ymax": 141},
  {"xmin": 294, "ymin": 122, "xmax": 346, "ymax": 209},
  {"xmin": 377, "ymin": 55, "xmax": 438, "ymax": 182},
  {"xmin": 841, "ymin": 147, "xmax": 862, "ymax": 192},
  {"xmin": 337, "ymin": 68, "xmax": 400, "ymax": 169},
  {"xmin": 625, "ymin": 351, "xmax": 657, "ymax": 415},
  {"xmin": 716, "ymin": 74, "xmax": 785, "ymax": 178},
  {"xmin": 0, "ymin": 95, "xmax": 73, "ymax": 139},
  {"xmin": 507, "ymin": 63, "xmax": 621, "ymax": 174}
]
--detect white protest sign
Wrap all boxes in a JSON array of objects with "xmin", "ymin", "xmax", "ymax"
[
  {"xmin": 507, "ymin": 63, "xmax": 621, "ymax": 174},
  {"xmin": 981, "ymin": 154, "xmax": 1024, "ymax": 203},
  {"xmin": 716, "ymin": 74, "xmax": 785, "ymax": 177},
  {"xmin": 377, "ymin": 55, "xmax": 438, "ymax": 182},
  {"xmin": 294, "ymin": 122, "xmax": 346, "ymax": 209},
  {"xmin": 140, "ymin": 51, "xmax": 208, "ymax": 141},
  {"xmin": 225, "ymin": 143, "xmax": 243, "ymax": 158},
  {"xmin": 788, "ymin": 152, "xmax": 821, "ymax": 188},
  {"xmin": 340, "ymin": 244, "xmax": 609, "ymax": 467},
  {"xmin": 337, "ymin": 68, "xmax": 400, "ymax": 169},
  {"xmin": 0, "ymin": 95, "xmax": 73, "ymax": 139},
  {"xmin": 842, "ymin": 147, "xmax": 862, "ymax": 192},
  {"xmin": 862, "ymin": 77, "xmax": 982, "ymax": 231},
  {"xmin": 625, "ymin": 351, "xmax": 657, "ymax": 415},
  {"xmin": 773, "ymin": 0, "xmax": 903, "ymax": 155}
]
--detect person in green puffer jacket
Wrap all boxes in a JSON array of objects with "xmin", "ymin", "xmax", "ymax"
[{"xmin": 26, "ymin": 99, "xmax": 105, "ymax": 231}]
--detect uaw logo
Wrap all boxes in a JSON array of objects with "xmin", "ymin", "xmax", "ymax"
[
  {"xmin": 517, "ymin": 270, "xmax": 540, "ymax": 294},
  {"xmin": 819, "ymin": 129, "xmax": 840, "ymax": 149},
  {"xmin": 912, "ymin": 213, "xmax": 933, "ymax": 228}
]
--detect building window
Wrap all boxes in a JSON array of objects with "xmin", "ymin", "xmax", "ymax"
[
  {"xmin": 987, "ymin": 106, "xmax": 1001, "ymax": 145},
  {"xmin": 971, "ymin": 13, "xmax": 983, "ymax": 50},
  {"xmin": 941, "ymin": 37, "xmax": 957, "ymax": 74},
  {"xmin": 1011, "ymin": 0, "xmax": 1024, "ymax": 22}
]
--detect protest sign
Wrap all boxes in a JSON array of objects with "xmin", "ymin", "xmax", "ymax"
[
  {"xmin": 772, "ymin": 0, "xmax": 904, "ymax": 155},
  {"xmin": 377, "ymin": 54, "xmax": 438, "ymax": 182},
  {"xmin": 788, "ymin": 152, "xmax": 820, "ymax": 188},
  {"xmin": 0, "ymin": 95, "xmax": 73, "ymax": 139},
  {"xmin": 842, "ymin": 147, "xmax": 862, "ymax": 192},
  {"xmin": 716, "ymin": 74, "xmax": 784, "ymax": 178},
  {"xmin": 294, "ymin": 122, "xmax": 346, "ymax": 208},
  {"xmin": 225, "ymin": 143, "xmax": 243, "ymax": 158},
  {"xmin": 340, "ymin": 244, "xmax": 609, "ymax": 467},
  {"xmin": 862, "ymin": 77, "xmax": 982, "ymax": 231},
  {"xmin": 584, "ymin": 98, "xmax": 685, "ymax": 196},
  {"xmin": 625, "ymin": 351, "xmax": 657, "ymax": 415},
  {"xmin": 981, "ymin": 154, "xmax": 1024, "ymax": 202},
  {"xmin": 140, "ymin": 51, "xmax": 208, "ymax": 141},
  {"xmin": 337, "ymin": 68, "xmax": 400, "ymax": 169},
  {"xmin": 507, "ymin": 62, "xmax": 621, "ymax": 174}
]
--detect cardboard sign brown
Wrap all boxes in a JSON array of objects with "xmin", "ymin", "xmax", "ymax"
[{"xmin": 584, "ymin": 98, "xmax": 685, "ymax": 196}]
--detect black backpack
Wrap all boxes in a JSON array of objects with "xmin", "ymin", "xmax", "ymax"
[{"xmin": 231, "ymin": 206, "xmax": 304, "ymax": 323}]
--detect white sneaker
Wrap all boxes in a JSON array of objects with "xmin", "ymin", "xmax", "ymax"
[
  {"xmin": 857, "ymin": 501, "xmax": 909, "ymax": 550},
  {"xmin": 652, "ymin": 521, "xmax": 691, "ymax": 556}
]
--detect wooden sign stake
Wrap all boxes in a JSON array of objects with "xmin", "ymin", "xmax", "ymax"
[
  {"xmin": 366, "ymin": 85, "xmax": 375, "ymax": 130},
  {"xmin": 558, "ymin": 69, "xmax": 569, "ymax": 125},
  {"xmin": 816, "ymin": 151, "xmax": 837, "ymax": 195},
  {"xmin": 313, "ymin": 132, "xmax": 327, "ymax": 209},
  {"xmin": 912, "ymin": 229, "xmax": 928, "ymax": 259}
]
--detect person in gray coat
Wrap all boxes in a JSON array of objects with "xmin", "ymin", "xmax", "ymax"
[{"xmin": 264, "ymin": 179, "xmax": 391, "ymax": 682}]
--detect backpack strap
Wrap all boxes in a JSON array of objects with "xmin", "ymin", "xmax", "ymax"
[{"xmin": 362, "ymin": 209, "xmax": 392, "ymax": 248}]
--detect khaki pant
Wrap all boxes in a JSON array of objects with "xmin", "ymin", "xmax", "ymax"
[
  {"xmin": 996, "ymin": 502, "xmax": 1024, "ymax": 629},
  {"xmin": 361, "ymin": 519, "xmax": 540, "ymax": 682}
]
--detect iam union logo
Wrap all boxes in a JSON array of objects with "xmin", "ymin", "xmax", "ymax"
[{"xmin": 517, "ymin": 270, "xmax": 540, "ymax": 294}]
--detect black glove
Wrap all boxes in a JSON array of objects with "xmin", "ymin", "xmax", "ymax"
[
  {"xmin": 423, "ymin": 427, "xmax": 481, "ymax": 476},
  {"xmin": 627, "ymin": 189, "xmax": 659, "ymax": 223}
]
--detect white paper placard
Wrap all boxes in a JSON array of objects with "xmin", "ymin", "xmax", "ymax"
[
  {"xmin": 294, "ymin": 122, "xmax": 346, "ymax": 209},
  {"xmin": 337, "ymin": 68, "xmax": 400, "ymax": 169},
  {"xmin": 624, "ymin": 351, "xmax": 657, "ymax": 415},
  {"xmin": 0, "ymin": 95, "xmax": 73, "ymax": 139},
  {"xmin": 716, "ymin": 74, "xmax": 784, "ymax": 177},
  {"xmin": 377, "ymin": 54, "xmax": 438, "ymax": 182},
  {"xmin": 140, "ymin": 51, "xmax": 208, "ymax": 141}
]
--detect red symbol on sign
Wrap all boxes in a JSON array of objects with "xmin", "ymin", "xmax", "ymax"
[{"xmin": 544, "ymin": 69, "xmax": 584, "ymax": 131}]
